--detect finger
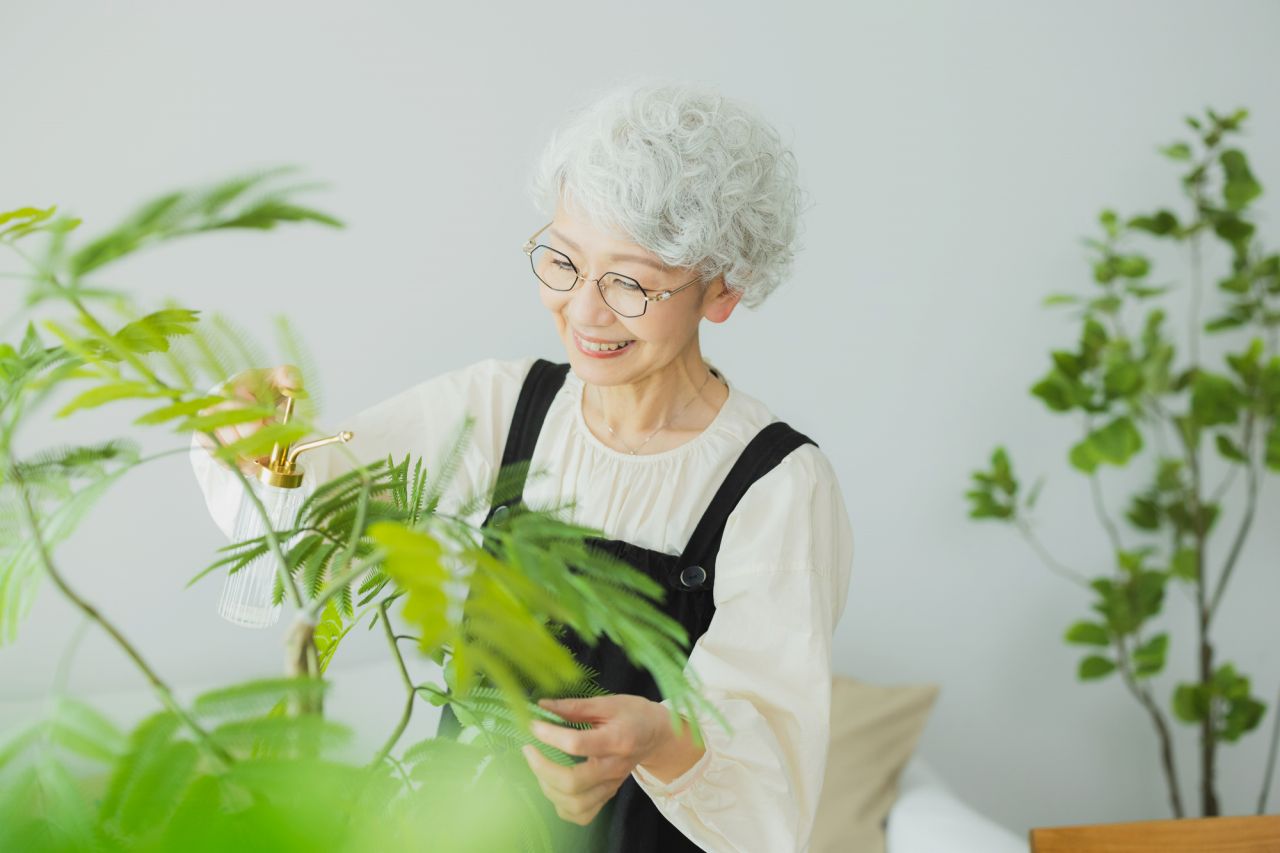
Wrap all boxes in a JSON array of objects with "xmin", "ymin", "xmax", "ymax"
[
  {"xmin": 530, "ymin": 718, "xmax": 615, "ymax": 758},
  {"xmin": 523, "ymin": 744, "xmax": 586, "ymax": 794},
  {"xmin": 270, "ymin": 363, "xmax": 303, "ymax": 391},
  {"xmin": 523, "ymin": 746, "xmax": 618, "ymax": 795},
  {"xmin": 558, "ymin": 798, "xmax": 605, "ymax": 827},
  {"xmin": 538, "ymin": 696, "xmax": 611, "ymax": 723},
  {"xmin": 523, "ymin": 751, "xmax": 615, "ymax": 823}
]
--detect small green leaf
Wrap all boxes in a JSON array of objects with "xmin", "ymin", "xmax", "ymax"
[
  {"xmin": 133, "ymin": 396, "xmax": 225, "ymax": 426},
  {"xmin": 1159, "ymin": 142, "xmax": 1192, "ymax": 161},
  {"xmin": 1128, "ymin": 209, "xmax": 1181, "ymax": 236},
  {"xmin": 1064, "ymin": 621, "xmax": 1110, "ymax": 646},
  {"xmin": 1043, "ymin": 293, "xmax": 1079, "ymax": 307},
  {"xmin": 179, "ymin": 404, "xmax": 277, "ymax": 433},
  {"xmin": 210, "ymin": 421, "xmax": 308, "ymax": 464},
  {"xmin": 1032, "ymin": 370, "xmax": 1080, "ymax": 412},
  {"xmin": 1173, "ymin": 683, "xmax": 1208, "ymax": 723},
  {"xmin": 1114, "ymin": 255, "xmax": 1151, "ymax": 278},
  {"xmin": 1191, "ymin": 373, "xmax": 1244, "ymax": 427},
  {"xmin": 1132, "ymin": 633, "xmax": 1168, "ymax": 678},
  {"xmin": 1220, "ymin": 149, "xmax": 1262, "ymax": 211},
  {"xmin": 1125, "ymin": 493, "xmax": 1162, "ymax": 531},
  {"xmin": 1069, "ymin": 439, "xmax": 1101, "ymax": 474},
  {"xmin": 1214, "ymin": 433, "xmax": 1246, "ymax": 462},
  {"xmin": 1079, "ymin": 656, "xmax": 1117, "ymax": 680},
  {"xmin": 1095, "ymin": 417, "xmax": 1143, "ymax": 463},
  {"xmin": 55, "ymin": 382, "xmax": 171, "ymax": 418},
  {"xmin": 1170, "ymin": 548, "xmax": 1199, "ymax": 582}
]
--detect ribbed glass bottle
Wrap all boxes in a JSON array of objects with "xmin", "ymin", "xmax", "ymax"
[{"xmin": 217, "ymin": 479, "xmax": 305, "ymax": 628}]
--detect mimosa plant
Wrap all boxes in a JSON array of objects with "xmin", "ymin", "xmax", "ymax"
[{"xmin": 0, "ymin": 169, "xmax": 725, "ymax": 851}]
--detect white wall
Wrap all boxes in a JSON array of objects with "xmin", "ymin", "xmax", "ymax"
[{"xmin": 3, "ymin": 0, "xmax": 1278, "ymax": 837}]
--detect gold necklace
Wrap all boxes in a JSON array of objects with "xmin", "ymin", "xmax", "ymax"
[{"xmin": 595, "ymin": 367, "xmax": 717, "ymax": 455}]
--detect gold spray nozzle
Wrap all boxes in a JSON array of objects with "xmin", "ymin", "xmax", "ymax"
[{"xmin": 254, "ymin": 386, "xmax": 354, "ymax": 489}]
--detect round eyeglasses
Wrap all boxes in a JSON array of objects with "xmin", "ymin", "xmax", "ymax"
[{"xmin": 522, "ymin": 221, "xmax": 704, "ymax": 318}]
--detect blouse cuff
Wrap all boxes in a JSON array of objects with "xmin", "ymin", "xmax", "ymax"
[{"xmin": 632, "ymin": 737, "xmax": 714, "ymax": 798}]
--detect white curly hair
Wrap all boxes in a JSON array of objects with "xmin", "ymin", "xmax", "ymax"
[{"xmin": 527, "ymin": 77, "xmax": 810, "ymax": 310}]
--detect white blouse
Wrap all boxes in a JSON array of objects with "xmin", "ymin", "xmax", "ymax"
[{"xmin": 188, "ymin": 356, "xmax": 853, "ymax": 852}]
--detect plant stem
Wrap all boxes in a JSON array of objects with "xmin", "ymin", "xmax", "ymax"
[
  {"xmin": 1114, "ymin": 632, "xmax": 1185, "ymax": 817},
  {"xmin": 1087, "ymin": 470, "xmax": 1126, "ymax": 557},
  {"xmin": 1185, "ymin": 422, "xmax": 1220, "ymax": 816},
  {"xmin": 1259, "ymin": 681, "xmax": 1280, "ymax": 815},
  {"xmin": 1208, "ymin": 417, "xmax": 1263, "ymax": 620},
  {"xmin": 16, "ymin": 482, "xmax": 233, "ymax": 767},
  {"xmin": 1013, "ymin": 518, "xmax": 1092, "ymax": 589},
  {"xmin": 1166, "ymin": 354, "xmax": 1221, "ymax": 815},
  {"xmin": 371, "ymin": 598, "xmax": 416, "ymax": 768}
]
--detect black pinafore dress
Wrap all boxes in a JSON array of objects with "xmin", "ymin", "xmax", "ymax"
[{"xmin": 437, "ymin": 359, "xmax": 816, "ymax": 852}]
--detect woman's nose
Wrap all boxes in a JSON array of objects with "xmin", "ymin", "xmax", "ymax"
[{"xmin": 566, "ymin": 270, "xmax": 614, "ymax": 322}]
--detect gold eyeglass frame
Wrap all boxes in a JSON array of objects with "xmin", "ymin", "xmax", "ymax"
[{"xmin": 522, "ymin": 220, "xmax": 704, "ymax": 317}]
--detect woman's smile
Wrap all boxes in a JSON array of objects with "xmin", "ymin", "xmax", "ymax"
[{"xmin": 573, "ymin": 328, "xmax": 637, "ymax": 358}]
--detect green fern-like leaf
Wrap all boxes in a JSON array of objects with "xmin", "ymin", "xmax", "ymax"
[
  {"xmin": 2, "ymin": 452, "xmax": 137, "ymax": 644},
  {"xmin": 192, "ymin": 677, "xmax": 330, "ymax": 723}
]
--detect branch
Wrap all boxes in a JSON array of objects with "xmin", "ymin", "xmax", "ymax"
[
  {"xmin": 1114, "ymin": 631, "xmax": 1184, "ymax": 817},
  {"xmin": 371, "ymin": 598, "xmax": 416, "ymax": 768},
  {"xmin": 1013, "ymin": 517, "xmax": 1093, "ymax": 589},
  {"xmin": 16, "ymin": 482, "xmax": 233, "ymax": 767},
  {"xmin": 1208, "ymin": 416, "xmax": 1265, "ymax": 621},
  {"xmin": 1088, "ymin": 471, "xmax": 1126, "ymax": 556}
]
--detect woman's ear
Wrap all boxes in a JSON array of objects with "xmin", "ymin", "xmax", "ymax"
[{"xmin": 702, "ymin": 275, "xmax": 743, "ymax": 324}]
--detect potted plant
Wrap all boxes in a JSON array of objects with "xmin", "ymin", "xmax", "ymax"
[{"xmin": 965, "ymin": 107, "xmax": 1278, "ymax": 819}]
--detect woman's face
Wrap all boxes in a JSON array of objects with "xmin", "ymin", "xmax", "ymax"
[{"xmin": 538, "ymin": 199, "xmax": 739, "ymax": 386}]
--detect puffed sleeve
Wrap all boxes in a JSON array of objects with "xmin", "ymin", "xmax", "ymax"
[
  {"xmin": 189, "ymin": 357, "xmax": 537, "ymax": 540},
  {"xmin": 631, "ymin": 442, "xmax": 854, "ymax": 852}
]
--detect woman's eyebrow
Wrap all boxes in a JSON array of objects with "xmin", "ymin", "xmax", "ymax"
[{"xmin": 548, "ymin": 227, "xmax": 667, "ymax": 271}]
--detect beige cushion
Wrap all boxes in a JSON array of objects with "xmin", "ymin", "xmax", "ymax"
[{"xmin": 809, "ymin": 675, "xmax": 941, "ymax": 853}]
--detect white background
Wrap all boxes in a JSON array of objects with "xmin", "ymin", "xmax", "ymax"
[{"xmin": 3, "ymin": 0, "xmax": 1278, "ymax": 837}]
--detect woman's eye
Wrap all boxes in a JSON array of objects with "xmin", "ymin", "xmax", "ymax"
[
  {"xmin": 552, "ymin": 260, "xmax": 574, "ymax": 271},
  {"xmin": 615, "ymin": 280, "xmax": 642, "ymax": 292}
]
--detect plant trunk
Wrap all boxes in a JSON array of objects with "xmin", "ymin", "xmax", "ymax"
[
  {"xmin": 1199, "ymin": 622, "xmax": 1220, "ymax": 816},
  {"xmin": 285, "ymin": 617, "xmax": 323, "ymax": 716}
]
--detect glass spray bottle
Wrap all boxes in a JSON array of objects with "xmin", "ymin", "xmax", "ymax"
[{"xmin": 217, "ymin": 386, "xmax": 353, "ymax": 628}]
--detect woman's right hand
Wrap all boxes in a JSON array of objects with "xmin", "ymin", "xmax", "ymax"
[{"xmin": 195, "ymin": 364, "xmax": 304, "ymax": 476}]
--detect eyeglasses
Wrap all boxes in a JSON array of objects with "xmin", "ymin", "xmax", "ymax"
[{"xmin": 522, "ymin": 220, "xmax": 704, "ymax": 318}]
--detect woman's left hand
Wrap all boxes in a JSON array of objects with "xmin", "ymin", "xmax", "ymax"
[{"xmin": 522, "ymin": 694, "xmax": 670, "ymax": 826}]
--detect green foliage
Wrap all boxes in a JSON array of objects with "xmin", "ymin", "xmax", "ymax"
[
  {"xmin": 1068, "ymin": 416, "xmax": 1144, "ymax": 473},
  {"xmin": 1173, "ymin": 664, "xmax": 1266, "ymax": 742},
  {"xmin": 375, "ymin": 489, "xmax": 725, "ymax": 741},
  {"xmin": 0, "ymin": 688, "xmax": 551, "ymax": 852},
  {"xmin": 965, "ymin": 106, "xmax": 1279, "ymax": 815},
  {"xmin": 1078, "ymin": 655, "xmax": 1117, "ymax": 680},
  {"xmin": 0, "ymin": 440, "xmax": 141, "ymax": 643},
  {"xmin": 61, "ymin": 166, "xmax": 342, "ymax": 279},
  {"xmin": 1064, "ymin": 621, "xmax": 1110, "ymax": 647},
  {"xmin": 964, "ymin": 446, "xmax": 1025, "ymax": 519}
]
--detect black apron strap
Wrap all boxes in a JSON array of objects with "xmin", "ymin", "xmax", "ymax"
[
  {"xmin": 672, "ymin": 420, "xmax": 817, "ymax": 589},
  {"xmin": 485, "ymin": 358, "xmax": 571, "ymax": 524}
]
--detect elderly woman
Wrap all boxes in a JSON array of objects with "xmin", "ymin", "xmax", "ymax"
[{"xmin": 191, "ymin": 79, "xmax": 852, "ymax": 852}]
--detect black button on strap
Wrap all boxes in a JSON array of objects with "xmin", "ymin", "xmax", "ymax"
[{"xmin": 678, "ymin": 564, "xmax": 708, "ymax": 589}]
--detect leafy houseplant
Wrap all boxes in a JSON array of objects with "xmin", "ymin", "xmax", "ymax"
[
  {"xmin": 965, "ymin": 108, "xmax": 1279, "ymax": 819},
  {"xmin": 0, "ymin": 169, "xmax": 727, "ymax": 851}
]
